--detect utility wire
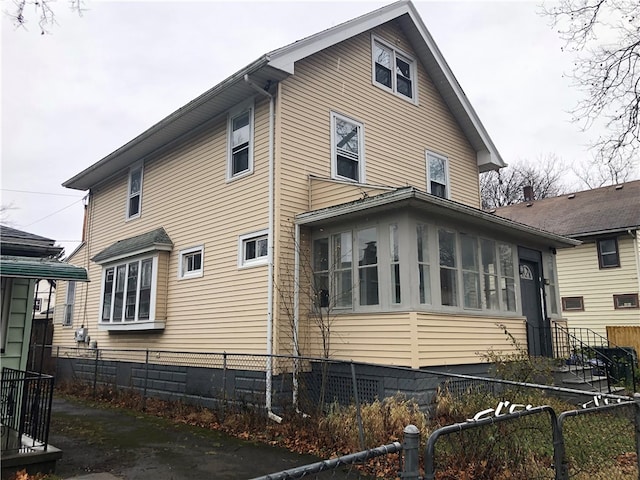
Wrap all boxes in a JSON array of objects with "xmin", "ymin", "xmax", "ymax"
[
  {"xmin": 22, "ymin": 198, "xmax": 84, "ymax": 228},
  {"xmin": 1, "ymin": 188, "xmax": 84, "ymax": 198}
]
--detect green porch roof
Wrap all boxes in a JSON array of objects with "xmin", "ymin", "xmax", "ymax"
[{"xmin": 0, "ymin": 255, "xmax": 89, "ymax": 281}]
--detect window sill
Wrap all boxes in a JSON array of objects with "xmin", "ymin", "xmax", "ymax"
[{"xmin": 98, "ymin": 321, "xmax": 165, "ymax": 332}]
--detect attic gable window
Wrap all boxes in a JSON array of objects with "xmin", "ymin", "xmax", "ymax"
[
  {"xmin": 127, "ymin": 164, "xmax": 143, "ymax": 219},
  {"xmin": 372, "ymin": 36, "xmax": 417, "ymax": 102},
  {"xmin": 331, "ymin": 112, "xmax": 365, "ymax": 182},
  {"xmin": 227, "ymin": 103, "xmax": 254, "ymax": 181}
]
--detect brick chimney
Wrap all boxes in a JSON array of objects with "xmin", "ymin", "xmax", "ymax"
[{"xmin": 523, "ymin": 185, "xmax": 534, "ymax": 202}]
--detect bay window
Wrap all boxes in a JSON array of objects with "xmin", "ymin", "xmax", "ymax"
[{"xmin": 101, "ymin": 256, "xmax": 155, "ymax": 324}]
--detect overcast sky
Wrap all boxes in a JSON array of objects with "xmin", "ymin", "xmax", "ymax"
[{"xmin": 1, "ymin": 0, "xmax": 609, "ymax": 255}]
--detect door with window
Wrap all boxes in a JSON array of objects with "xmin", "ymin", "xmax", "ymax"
[{"xmin": 518, "ymin": 248, "xmax": 552, "ymax": 357}]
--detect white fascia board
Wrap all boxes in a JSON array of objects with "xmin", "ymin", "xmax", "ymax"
[
  {"xmin": 404, "ymin": 7, "xmax": 506, "ymax": 171},
  {"xmin": 267, "ymin": 1, "xmax": 412, "ymax": 74}
]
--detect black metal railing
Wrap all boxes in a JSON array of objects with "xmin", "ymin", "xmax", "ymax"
[
  {"xmin": 1, "ymin": 368, "xmax": 55, "ymax": 453},
  {"xmin": 553, "ymin": 324, "xmax": 637, "ymax": 394}
]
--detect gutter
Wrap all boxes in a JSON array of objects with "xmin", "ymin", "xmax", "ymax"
[{"xmin": 244, "ymin": 75, "xmax": 282, "ymax": 424}]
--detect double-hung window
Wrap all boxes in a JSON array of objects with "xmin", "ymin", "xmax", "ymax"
[
  {"xmin": 179, "ymin": 246, "xmax": 204, "ymax": 279},
  {"xmin": 372, "ymin": 36, "xmax": 417, "ymax": 101},
  {"xmin": 101, "ymin": 257, "xmax": 154, "ymax": 323},
  {"xmin": 239, "ymin": 230, "xmax": 268, "ymax": 268},
  {"xmin": 427, "ymin": 152, "xmax": 449, "ymax": 199},
  {"xmin": 63, "ymin": 281, "xmax": 76, "ymax": 326},
  {"xmin": 597, "ymin": 238, "xmax": 620, "ymax": 268},
  {"xmin": 227, "ymin": 103, "xmax": 254, "ymax": 180},
  {"xmin": 331, "ymin": 112, "xmax": 365, "ymax": 182},
  {"xmin": 127, "ymin": 164, "xmax": 143, "ymax": 219}
]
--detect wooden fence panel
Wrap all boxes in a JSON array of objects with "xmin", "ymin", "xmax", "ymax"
[{"xmin": 607, "ymin": 326, "xmax": 640, "ymax": 360}]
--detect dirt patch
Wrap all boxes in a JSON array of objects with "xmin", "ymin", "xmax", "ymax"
[{"xmin": 49, "ymin": 396, "xmax": 360, "ymax": 479}]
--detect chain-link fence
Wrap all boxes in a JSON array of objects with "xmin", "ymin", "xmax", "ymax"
[{"xmin": 40, "ymin": 345, "xmax": 639, "ymax": 479}]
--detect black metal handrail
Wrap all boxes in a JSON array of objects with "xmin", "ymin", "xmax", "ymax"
[
  {"xmin": 1, "ymin": 367, "xmax": 55, "ymax": 453},
  {"xmin": 553, "ymin": 325, "xmax": 637, "ymax": 394}
]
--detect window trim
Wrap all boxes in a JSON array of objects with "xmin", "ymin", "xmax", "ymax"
[
  {"xmin": 238, "ymin": 229, "xmax": 269, "ymax": 269},
  {"xmin": 226, "ymin": 101, "xmax": 255, "ymax": 182},
  {"xmin": 126, "ymin": 163, "xmax": 143, "ymax": 220},
  {"xmin": 597, "ymin": 237, "xmax": 620, "ymax": 269},
  {"xmin": 562, "ymin": 296, "xmax": 585, "ymax": 312},
  {"xmin": 613, "ymin": 293, "xmax": 639, "ymax": 309},
  {"xmin": 178, "ymin": 246, "xmax": 204, "ymax": 279},
  {"xmin": 371, "ymin": 35, "xmax": 418, "ymax": 103},
  {"xmin": 1, "ymin": 278, "xmax": 11, "ymax": 353},
  {"xmin": 330, "ymin": 111, "xmax": 366, "ymax": 183},
  {"xmin": 426, "ymin": 151, "xmax": 450, "ymax": 199}
]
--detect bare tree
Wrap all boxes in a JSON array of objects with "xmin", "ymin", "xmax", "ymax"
[
  {"xmin": 542, "ymin": 0, "xmax": 640, "ymax": 166},
  {"xmin": 573, "ymin": 155, "xmax": 638, "ymax": 188},
  {"xmin": 480, "ymin": 155, "xmax": 567, "ymax": 209},
  {"xmin": 1, "ymin": 203, "xmax": 18, "ymax": 225},
  {"xmin": 7, "ymin": 0, "xmax": 85, "ymax": 34}
]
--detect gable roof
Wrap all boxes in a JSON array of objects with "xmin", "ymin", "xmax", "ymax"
[
  {"xmin": 296, "ymin": 187, "xmax": 579, "ymax": 248},
  {"xmin": 91, "ymin": 227, "xmax": 173, "ymax": 264},
  {"xmin": 63, "ymin": 0, "xmax": 504, "ymax": 191},
  {"xmin": 492, "ymin": 180, "xmax": 640, "ymax": 238}
]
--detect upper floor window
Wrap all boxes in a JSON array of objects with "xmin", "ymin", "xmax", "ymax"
[
  {"xmin": 239, "ymin": 230, "xmax": 268, "ymax": 268},
  {"xmin": 331, "ymin": 112, "xmax": 365, "ymax": 183},
  {"xmin": 101, "ymin": 256, "xmax": 155, "ymax": 324},
  {"xmin": 427, "ymin": 151, "xmax": 449, "ymax": 199},
  {"xmin": 597, "ymin": 238, "xmax": 620, "ymax": 268},
  {"xmin": 227, "ymin": 103, "xmax": 254, "ymax": 180},
  {"xmin": 63, "ymin": 281, "xmax": 76, "ymax": 326},
  {"xmin": 562, "ymin": 296, "xmax": 584, "ymax": 311},
  {"xmin": 613, "ymin": 293, "xmax": 639, "ymax": 309},
  {"xmin": 372, "ymin": 36, "xmax": 417, "ymax": 102},
  {"xmin": 127, "ymin": 165, "xmax": 143, "ymax": 219},
  {"xmin": 179, "ymin": 246, "xmax": 204, "ymax": 279}
]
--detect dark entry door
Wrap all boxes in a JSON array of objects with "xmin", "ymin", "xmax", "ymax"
[{"xmin": 519, "ymin": 257, "xmax": 552, "ymax": 357}]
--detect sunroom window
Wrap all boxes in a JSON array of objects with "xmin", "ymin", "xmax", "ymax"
[
  {"xmin": 416, "ymin": 224, "xmax": 431, "ymax": 305},
  {"xmin": 438, "ymin": 229, "xmax": 458, "ymax": 307},
  {"xmin": 357, "ymin": 227, "xmax": 379, "ymax": 306},
  {"xmin": 461, "ymin": 235, "xmax": 481, "ymax": 309}
]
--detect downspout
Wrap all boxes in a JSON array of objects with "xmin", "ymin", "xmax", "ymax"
[
  {"xmin": 629, "ymin": 229, "xmax": 640, "ymax": 297},
  {"xmin": 244, "ymin": 75, "xmax": 282, "ymax": 423}
]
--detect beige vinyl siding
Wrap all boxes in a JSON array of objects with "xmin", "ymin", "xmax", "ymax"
[
  {"xmin": 557, "ymin": 236, "xmax": 640, "ymax": 337},
  {"xmin": 2, "ymin": 278, "xmax": 35, "ymax": 371},
  {"xmin": 416, "ymin": 313, "xmax": 525, "ymax": 366},
  {"xmin": 297, "ymin": 310, "xmax": 525, "ymax": 368},
  {"xmin": 309, "ymin": 177, "xmax": 394, "ymax": 210},
  {"xmin": 52, "ymin": 97, "xmax": 272, "ymax": 354}
]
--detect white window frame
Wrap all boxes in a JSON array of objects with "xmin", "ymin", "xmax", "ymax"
[
  {"xmin": 238, "ymin": 229, "xmax": 269, "ymax": 268},
  {"xmin": 330, "ymin": 112, "xmax": 366, "ymax": 183},
  {"xmin": 227, "ymin": 101, "xmax": 255, "ymax": 181},
  {"xmin": 178, "ymin": 246, "xmax": 204, "ymax": 279},
  {"xmin": 426, "ymin": 151, "xmax": 450, "ymax": 199},
  {"xmin": 63, "ymin": 281, "xmax": 76, "ymax": 326},
  {"xmin": 98, "ymin": 254, "xmax": 159, "ymax": 329},
  {"xmin": 371, "ymin": 35, "xmax": 418, "ymax": 103},
  {"xmin": 126, "ymin": 163, "xmax": 143, "ymax": 220}
]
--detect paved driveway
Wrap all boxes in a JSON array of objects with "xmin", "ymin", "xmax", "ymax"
[{"xmin": 50, "ymin": 396, "xmax": 364, "ymax": 479}]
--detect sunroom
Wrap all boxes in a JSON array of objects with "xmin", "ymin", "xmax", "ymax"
[{"xmin": 293, "ymin": 187, "xmax": 579, "ymax": 369}]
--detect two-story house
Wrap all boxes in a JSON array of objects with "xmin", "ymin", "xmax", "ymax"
[
  {"xmin": 494, "ymin": 181, "xmax": 640, "ymax": 339},
  {"xmin": 52, "ymin": 1, "xmax": 577, "ymax": 405}
]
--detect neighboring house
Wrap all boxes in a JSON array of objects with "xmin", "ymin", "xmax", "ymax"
[
  {"xmin": 53, "ymin": 0, "xmax": 577, "ymax": 392},
  {"xmin": 33, "ymin": 279, "xmax": 56, "ymax": 320},
  {"xmin": 0, "ymin": 225, "xmax": 88, "ymax": 475},
  {"xmin": 494, "ymin": 181, "xmax": 640, "ymax": 339}
]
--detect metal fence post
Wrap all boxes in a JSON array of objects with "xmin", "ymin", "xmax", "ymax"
[
  {"xmin": 221, "ymin": 352, "xmax": 227, "ymax": 419},
  {"xmin": 635, "ymin": 394, "xmax": 640, "ymax": 480},
  {"xmin": 401, "ymin": 424, "xmax": 420, "ymax": 480},
  {"xmin": 92, "ymin": 348, "xmax": 99, "ymax": 396},
  {"xmin": 350, "ymin": 361, "xmax": 365, "ymax": 450}
]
